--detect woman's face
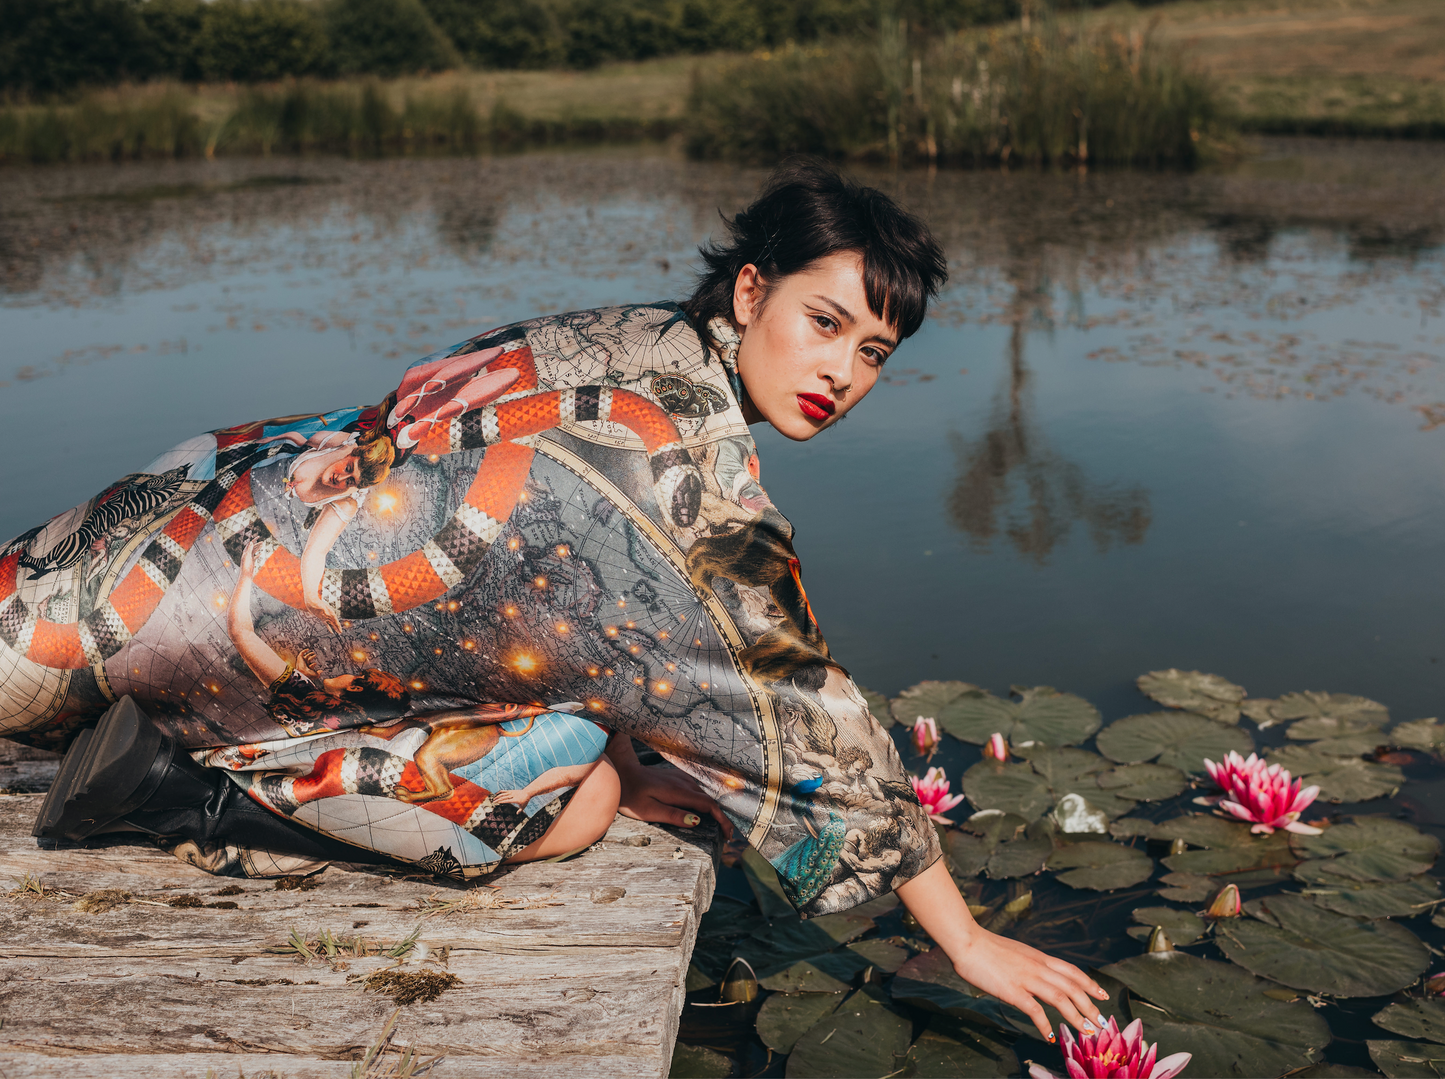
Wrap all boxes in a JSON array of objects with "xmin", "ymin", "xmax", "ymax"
[
  {"xmin": 733, "ymin": 251, "xmax": 898, "ymax": 442},
  {"xmin": 318, "ymin": 449, "xmax": 362, "ymax": 493}
]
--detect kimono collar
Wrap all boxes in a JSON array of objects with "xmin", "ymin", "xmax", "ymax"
[{"xmin": 705, "ymin": 317, "xmax": 746, "ymax": 408}]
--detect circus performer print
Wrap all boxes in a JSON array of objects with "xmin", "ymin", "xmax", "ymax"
[{"xmin": 8, "ymin": 161, "xmax": 1115, "ymax": 1045}]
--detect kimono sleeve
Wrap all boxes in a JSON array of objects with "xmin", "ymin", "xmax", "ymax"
[{"xmin": 681, "ymin": 505, "xmax": 943, "ymax": 918}]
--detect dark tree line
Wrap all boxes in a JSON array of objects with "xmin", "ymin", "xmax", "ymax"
[{"xmin": 0, "ymin": 0, "xmax": 1123, "ymax": 95}]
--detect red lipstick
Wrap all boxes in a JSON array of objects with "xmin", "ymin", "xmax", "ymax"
[{"xmin": 797, "ymin": 393, "xmax": 835, "ymax": 421}]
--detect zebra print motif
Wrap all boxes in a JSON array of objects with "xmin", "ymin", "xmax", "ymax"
[{"xmin": 20, "ymin": 465, "xmax": 190, "ymax": 579}]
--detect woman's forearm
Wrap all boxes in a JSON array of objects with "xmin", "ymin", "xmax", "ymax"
[{"xmin": 893, "ymin": 857, "xmax": 981, "ymax": 955}]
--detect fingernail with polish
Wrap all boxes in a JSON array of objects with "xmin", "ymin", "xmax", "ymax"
[
  {"xmin": 1046, "ymin": 1032, "xmax": 1056, "ymax": 1043},
  {"xmin": 683, "ymin": 813, "xmax": 700, "ymax": 827},
  {"xmin": 1097, "ymin": 1014, "xmax": 1108, "ymax": 1025}
]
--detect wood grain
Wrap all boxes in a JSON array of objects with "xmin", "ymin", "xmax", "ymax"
[{"xmin": 0, "ymin": 788, "xmax": 719, "ymax": 1077}]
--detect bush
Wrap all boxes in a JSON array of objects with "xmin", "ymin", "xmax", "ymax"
[
  {"xmin": 686, "ymin": 21, "xmax": 1227, "ymax": 168},
  {"xmin": 0, "ymin": 0, "xmax": 155, "ymax": 94},
  {"xmin": 195, "ymin": 0, "xmax": 329, "ymax": 82},
  {"xmin": 326, "ymin": 0, "xmax": 460, "ymax": 77}
]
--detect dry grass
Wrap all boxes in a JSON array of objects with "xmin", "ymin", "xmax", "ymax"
[{"xmin": 413, "ymin": 886, "xmax": 563, "ymax": 917}]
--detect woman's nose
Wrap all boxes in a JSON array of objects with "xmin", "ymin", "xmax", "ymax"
[{"xmin": 818, "ymin": 348, "xmax": 852, "ymax": 396}]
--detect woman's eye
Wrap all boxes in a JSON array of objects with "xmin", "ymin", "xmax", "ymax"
[{"xmin": 811, "ymin": 314, "xmax": 837, "ymax": 333}]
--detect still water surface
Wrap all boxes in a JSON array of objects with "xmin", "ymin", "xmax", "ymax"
[
  {"xmin": 6, "ymin": 140, "xmax": 1445, "ymax": 1076},
  {"xmin": 3, "ymin": 141, "xmax": 1443, "ymax": 721}
]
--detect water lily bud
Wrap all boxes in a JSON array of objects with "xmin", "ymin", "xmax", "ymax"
[
  {"xmin": 1169, "ymin": 838, "xmax": 1188, "ymax": 856},
  {"xmin": 1206, "ymin": 883, "xmax": 1242, "ymax": 918},
  {"xmin": 985, "ymin": 732, "xmax": 1009, "ymax": 761},
  {"xmin": 1427, "ymin": 972, "xmax": 1445, "ymax": 996},
  {"xmin": 912, "ymin": 716, "xmax": 941, "ymax": 759},
  {"xmin": 1147, "ymin": 925, "xmax": 1175, "ymax": 953},
  {"xmin": 719, "ymin": 957, "xmax": 757, "ymax": 1003}
]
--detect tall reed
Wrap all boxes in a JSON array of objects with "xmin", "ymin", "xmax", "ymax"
[{"xmin": 685, "ymin": 20, "xmax": 1228, "ymax": 167}]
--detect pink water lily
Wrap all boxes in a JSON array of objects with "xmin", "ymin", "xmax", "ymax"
[
  {"xmin": 1028, "ymin": 1017, "xmax": 1191, "ymax": 1079},
  {"xmin": 913, "ymin": 716, "xmax": 941, "ymax": 759},
  {"xmin": 1199, "ymin": 750, "xmax": 1322, "ymax": 835},
  {"xmin": 911, "ymin": 766, "xmax": 966, "ymax": 823}
]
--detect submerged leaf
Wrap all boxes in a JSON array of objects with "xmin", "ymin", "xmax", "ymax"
[
  {"xmin": 1374, "ymin": 999, "xmax": 1445, "ymax": 1045},
  {"xmin": 847, "ymin": 939, "xmax": 909, "ymax": 974},
  {"xmin": 1129, "ymin": 906, "xmax": 1207, "ymax": 945},
  {"xmin": 1101, "ymin": 952, "xmax": 1329, "ymax": 1077},
  {"xmin": 756, "ymin": 990, "xmax": 846, "ymax": 1053},
  {"xmin": 1216, "ymin": 894, "xmax": 1428, "ymax": 997},
  {"xmin": 890, "ymin": 680, "xmax": 980, "ymax": 728},
  {"xmin": 1301, "ymin": 875, "xmax": 1442, "ymax": 919},
  {"xmin": 759, "ymin": 960, "xmax": 852, "ymax": 994},
  {"xmin": 1368, "ymin": 1039, "xmax": 1445, "ymax": 1079},
  {"xmin": 938, "ymin": 686, "xmax": 1101, "ymax": 747},
  {"xmin": 1046, "ymin": 840, "xmax": 1153, "ymax": 891},
  {"xmin": 1291, "ymin": 817, "xmax": 1440, "ymax": 882},
  {"xmin": 670, "ymin": 1042, "xmax": 733, "ymax": 1078},
  {"xmin": 1137, "ymin": 669, "xmax": 1246, "ymax": 724},
  {"xmin": 1096, "ymin": 711, "xmax": 1253, "ymax": 773},
  {"xmin": 785, "ymin": 986, "xmax": 911, "ymax": 1078}
]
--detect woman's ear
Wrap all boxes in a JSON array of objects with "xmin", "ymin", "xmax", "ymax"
[{"xmin": 733, "ymin": 264, "xmax": 763, "ymax": 328}]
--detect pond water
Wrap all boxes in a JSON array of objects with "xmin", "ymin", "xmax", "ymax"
[{"xmin": 4, "ymin": 140, "xmax": 1445, "ymax": 1077}]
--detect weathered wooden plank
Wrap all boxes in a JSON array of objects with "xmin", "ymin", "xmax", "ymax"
[{"xmin": 0, "ymin": 782, "xmax": 720, "ymax": 1077}]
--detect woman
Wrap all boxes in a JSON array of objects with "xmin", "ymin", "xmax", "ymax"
[{"xmin": 4, "ymin": 160, "xmax": 1107, "ymax": 1043}]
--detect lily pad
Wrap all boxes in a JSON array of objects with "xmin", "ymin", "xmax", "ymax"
[
  {"xmin": 1096, "ymin": 762, "xmax": 1189, "ymax": 802},
  {"xmin": 1216, "ymin": 894, "xmax": 1428, "ymax": 997},
  {"xmin": 1096, "ymin": 712, "xmax": 1254, "ymax": 774},
  {"xmin": 785, "ymin": 985, "xmax": 912, "ymax": 1078},
  {"xmin": 1301, "ymin": 875, "xmax": 1442, "ymax": 919},
  {"xmin": 947, "ymin": 812, "xmax": 1054, "ymax": 880},
  {"xmin": 1287, "ymin": 715, "xmax": 1388, "ymax": 740},
  {"xmin": 1291, "ymin": 817, "xmax": 1440, "ymax": 882},
  {"xmin": 1305, "ymin": 732, "xmax": 1389, "ymax": 756},
  {"xmin": 1150, "ymin": 815, "xmax": 1298, "ymax": 876},
  {"xmin": 670, "ymin": 1042, "xmax": 733, "ymax": 1078},
  {"xmin": 1266, "ymin": 745, "xmax": 1405, "ymax": 804},
  {"xmin": 858, "ymin": 686, "xmax": 894, "ymax": 729},
  {"xmin": 848, "ymin": 939, "xmax": 909, "ymax": 974},
  {"xmin": 756, "ymin": 990, "xmax": 847, "ymax": 1053},
  {"xmin": 1368, "ymin": 1040, "xmax": 1445, "ymax": 1079},
  {"xmin": 1375, "ymin": 999, "xmax": 1445, "ymax": 1044},
  {"xmin": 1271, "ymin": 691, "xmax": 1389, "ymax": 726},
  {"xmin": 1101, "ymin": 952, "xmax": 1330, "ymax": 1077},
  {"xmin": 1137, "ymin": 669, "xmax": 1246, "ymax": 724},
  {"xmin": 1046, "ymin": 841, "xmax": 1153, "ymax": 891},
  {"xmin": 937, "ymin": 686, "xmax": 1101, "ymax": 748},
  {"xmin": 1156, "ymin": 872, "xmax": 1218, "ymax": 904},
  {"xmin": 1392, "ymin": 718, "xmax": 1445, "ymax": 754},
  {"xmin": 890, "ymin": 680, "xmax": 979, "ymax": 728},
  {"xmin": 734, "ymin": 911, "xmax": 875, "ymax": 977},
  {"xmin": 905, "ymin": 1015, "xmax": 1018, "ymax": 1078},
  {"xmin": 1241, "ymin": 698, "xmax": 1280, "ymax": 726},
  {"xmin": 962, "ymin": 761, "xmax": 1053, "ymax": 821},
  {"xmin": 759, "ymin": 960, "xmax": 854, "ymax": 994},
  {"xmin": 1110, "ymin": 818, "xmax": 1156, "ymax": 839},
  {"xmin": 1129, "ymin": 906, "xmax": 1207, "ymax": 946}
]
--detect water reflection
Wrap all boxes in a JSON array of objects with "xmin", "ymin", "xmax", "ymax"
[{"xmin": 949, "ymin": 316, "xmax": 1150, "ymax": 565}]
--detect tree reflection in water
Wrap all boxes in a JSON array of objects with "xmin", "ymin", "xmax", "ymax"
[{"xmin": 947, "ymin": 279, "xmax": 1150, "ymax": 565}]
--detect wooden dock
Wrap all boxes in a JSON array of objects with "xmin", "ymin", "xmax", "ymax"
[{"xmin": 0, "ymin": 742, "xmax": 718, "ymax": 1078}]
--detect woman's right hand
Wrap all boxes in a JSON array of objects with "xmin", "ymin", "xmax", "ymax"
[{"xmin": 239, "ymin": 540, "xmax": 258, "ymax": 579}]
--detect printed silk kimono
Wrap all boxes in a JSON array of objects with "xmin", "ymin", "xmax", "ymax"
[{"xmin": 0, "ymin": 303, "xmax": 938, "ymax": 916}]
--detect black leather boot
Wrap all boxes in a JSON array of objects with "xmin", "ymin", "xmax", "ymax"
[{"xmin": 33, "ymin": 695, "xmax": 391, "ymax": 865}]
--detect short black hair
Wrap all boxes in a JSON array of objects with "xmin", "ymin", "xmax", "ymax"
[{"xmin": 683, "ymin": 159, "xmax": 947, "ymax": 341}]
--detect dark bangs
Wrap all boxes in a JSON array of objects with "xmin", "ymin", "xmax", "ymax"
[{"xmin": 683, "ymin": 159, "xmax": 948, "ymax": 341}]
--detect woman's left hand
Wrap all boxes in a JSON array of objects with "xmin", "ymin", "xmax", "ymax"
[{"xmin": 950, "ymin": 928, "xmax": 1108, "ymax": 1043}]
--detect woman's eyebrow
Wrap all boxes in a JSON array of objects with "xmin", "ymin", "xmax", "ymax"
[{"xmin": 812, "ymin": 295, "xmax": 899, "ymax": 348}]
